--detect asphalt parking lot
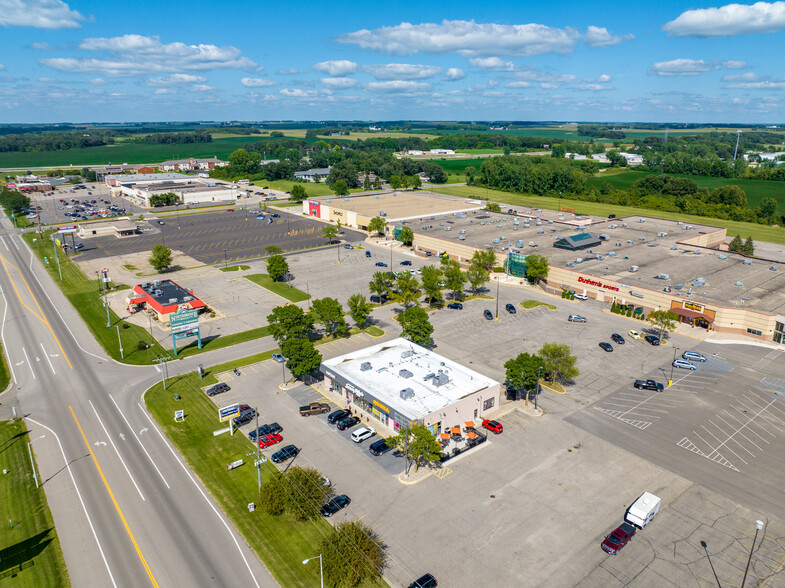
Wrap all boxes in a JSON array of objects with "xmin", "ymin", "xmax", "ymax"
[{"xmin": 26, "ymin": 183, "xmax": 144, "ymax": 226}]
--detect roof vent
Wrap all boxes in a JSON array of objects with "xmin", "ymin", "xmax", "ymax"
[
  {"xmin": 657, "ymin": 232, "xmax": 668, "ymax": 237},
  {"xmin": 629, "ymin": 265, "xmax": 639, "ymax": 272},
  {"xmin": 399, "ymin": 388, "xmax": 415, "ymax": 400},
  {"xmin": 360, "ymin": 362, "xmax": 372, "ymax": 372},
  {"xmin": 743, "ymin": 259, "xmax": 752, "ymax": 265},
  {"xmin": 671, "ymin": 245, "xmax": 678, "ymax": 250},
  {"xmin": 433, "ymin": 373, "xmax": 449, "ymax": 387},
  {"xmin": 770, "ymin": 266, "xmax": 778, "ymax": 271},
  {"xmin": 399, "ymin": 369, "xmax": 413, "ymax": 379}
]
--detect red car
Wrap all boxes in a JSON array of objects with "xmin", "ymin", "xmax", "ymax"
[
  {"xmin": 258, "ymin": 433, "xmax": 283, "ymax": 448},
  {"xmin": 601, "ymin": 523, "xmax": 636, "ymax": 554},
  {"xmin": 482, "ymin": 419, "xmax": 503, "ymax": 434}
]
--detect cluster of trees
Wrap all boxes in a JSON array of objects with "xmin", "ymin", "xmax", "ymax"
[
  {"xmin": 477, "ymin": 155, "xmax": 587, "ymax": 195},
  {"xmin": 128, "ymin": 132, "xmax": 211, "ymax": 145},
  {"xmin": 0, "ymin": 186, "xmax": 31, "ymax": 215},
  {"xmin": 577, "ymin": 125, "xmax": 627, "ymax": 140},
  {"xmin": 0, "ymin": 131, "xmax": 112, "ymax": 152},
  {"xmin": 728, "ymin": 235, "xmax": 755, "ymax": 256},
  {"xmin": 148, "ymin": 192, "xmax": 181, "ymax": 207},
  {"xmin": 427, "ymin": 133, "xmax": 553, "ymax": 152},
  {"xmin": 504, "ymin": 343, "xmax": 579, "ymax": 396}
]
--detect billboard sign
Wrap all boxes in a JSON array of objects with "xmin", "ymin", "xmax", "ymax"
[
  {"xmin": 219, "ymin": 403, "xmax": 240, "ymax": 422},
  {"xmin": 170, "ymin": 308, "xmax": 201, "ymax": 356}
]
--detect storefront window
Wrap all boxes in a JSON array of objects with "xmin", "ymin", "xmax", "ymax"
[
  {"xmin": 747, "ymin": 328, "xmax": 763, "ymax": 337},
  {"xmin": 483, "ymin": 398, "xmax": 495, "ymax": 411},
  {"xmin": 775, "ymin": 322, "xmax": 785, "ymax": 345}
]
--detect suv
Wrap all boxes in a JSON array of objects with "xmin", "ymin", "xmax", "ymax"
[
  {"xmin": 568, "ymin": 314, "xmax": 587, "ymax": 322},
  {"xmin": 351, "ymin": 427, "xmax": 376, "ymax": 443},
  {"xmin": 336, "ymin": 416, "xmax": 360, "ymax": 430},
  {"xmin": 205, "ymin": 383, "xmax": 230, "ymax": 397},
  {"xmin": 271, "ymin": 445, "xmax": 299, "ymax": 463},
  {"xmin": 505, "ymin": 303, "xmax": 516, "ymax": 314},
  {"xmin": 482, "ymin": 419, "xmax": 503, "ymax": 434},
  {"xmin": 249, "ymin": 422, "xmax": 282, "ymax": 441},
  {"xmin": 483, "ymin": 309, "xmax": 494, "ymax": 320},
  {"xmin": 682, "ymin": 350, "xmax": 707, "ymax": 362},
  {"xmin": 611, "ymin": 333, "xmax": 625, "ymax": 345},
  {"xmin": 574, "ymin": 293, "xmax": 588, "ymax": 300},
  {"xmin": 672, "ymin": 358, "xmax": 697, "ymax": 370},
  {"xmin": 409, "ymin": 574, "xmax": 438, "ymax": 588},
  {"xmin": 644, "ymin": 335, "xmax": 660, "ymax": 346},
  {"xmin": 320, "ymin": 494, "xmax": 351, "ymax": 517},
  {"xmin": 328, "ymin": 409, "xmax": 351, "ymax": 424},
  {"xmin": 400, "ymin": 260, "xmax": 412, "ymax": 266},
  {"xmin": 232, "ymin": 407, "xmax": 256, "ymax": 427},
  {"xmin": 369, "ymin": 438, "xmax": 391, "ymax": 455}
]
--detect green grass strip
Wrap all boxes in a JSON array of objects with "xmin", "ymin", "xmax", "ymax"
[
  {"xmin": 245, "ymin": 274, "xmax": 310, "ymax": 303},
  {"xmin": 521, "ymin": 300, "xmax": 557, "ymax": 310}
]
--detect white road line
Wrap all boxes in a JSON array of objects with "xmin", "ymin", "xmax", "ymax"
[
  {"xmin": 21, "ymin": 346, "xmax": 35, "ymax": 379},
  {"xmin": 727, "ymin": 406, "xmax": 778, "ymax": 437},
  {"xmin": 1, "ymin": 237, "xmax": 8, "ymax": 251},
  {"xmin": 705, "ymin": 396, "xmax": 783, "ymax": 462},
  {"xmin": 108, "ymin": 394, "xmax": 170, "ymax": 489},
  {"xmin": 88, "ymin": 400, "xmax": 145, "ymax": 501},
  {"xmin": 11, "ymin": 235, "xmax": 19, "ymax": 250},
  {"xmin": 41, "ymin": 342, "xmax": 56, "ymax": 375},
  {"xmin": 26, "ymin": 417, "xmax": 118, "ymax": 588},
  {"xmin": 0, "ymin": 286, "xmax": 16, "ymax": 384},
  {"xmin": 715, "ymin": 415, "xmax": 764, "ymax": 451},
  {"xmin": 138, "ymin": 402, "xmax": 261, "ymax": 588}
]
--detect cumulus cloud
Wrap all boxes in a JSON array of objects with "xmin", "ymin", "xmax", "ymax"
[
  {"xmin": 146, "ymin": 73, "xmax": 207, "ymax": 86},
  {"xmin": 154, "ymin": 88, "xmax": 176, "ymax": 95},
  {"xmin": 584, "ymin": 26, "xmax": 634, "ymax": 47},
  {"xmin": 312, "ymin": 60, "xmax": 357, "ymax": 76},
  {"xmin": 337, "ymin": 19, "xmax": 579, "ymax": 57},
  {"xmin": 575, "ymin": 83, "xmax": 613, "ymax": 91},
  {"xmin": 40, "ymin": 34, "xmax": 256, "ymax": 76},
  {"xmin": 89, "ymin": 77, "xmax": 105, "ymax": 85},
  {"xmin": 279, "ymin": 88, "xmax": 320, "ymax": 97},
  {"xmin": 241, "ymin": 77, "xmax": 277, "ymax": 87},
  {"xmin": 366, "ymin": 80, "xmax": 430, "ymax": 93},
  {"xmin": 650, "ymin": 59, "xmax": 714, "ymax": 76},
  {"xmin": 663, "ymin": 1, "xmax": 785, "ymax": 37},
  {"xmin": 276, "ymin": 68, "xmax": 300, "ymax": 75},
  {"xmin": 722, "ymin": 72, "xmax": 760, "ymax": 82},
  {"xmin": 361, "ymin": 63, "xmax": 442, "ymax": 80},
  {"xmin": 444, "ymin": 68, "xmax": 465, "ymax": 81},
  {"xmin": 319, "ymin": 77, "xmax": 358, "ymax": 89},
  {"xmin": 722, "ymin": 60, "xmax": 748, "ymax": 69},
  {"xmin": 506, "ymin": 81, "xmax": 530, "ymax": 88},
  {"xmin": 31, "ymin": 42, "xmax": 54, "ymax": 50},
  {"xmin": 0, "ymin": 0, "xmax": 85, "ymax": 29},
  {"xmin": 190, "ymin": 84, "xmax": 214, "ymax": 92},
  {"xmin": 539, "ymin": 83, "xmax": 558, "ymax": 89},
  {"xmin": 468, "ymin": 57, "xmax": 515, "ymax": 71},
  {"xmin": 595, "ymin": 74, "xmax": 612, "ymax": 82},
  {"xmin": 512, "ymin": 67, "xmax": 578, "ymax": 83}
]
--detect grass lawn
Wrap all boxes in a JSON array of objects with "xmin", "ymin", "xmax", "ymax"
[
  {"xmin": 245, "ymin": 274, "xmax": 310, "ymax": 303},
  {"xmin": 219, "ymin": 265, "xmax": 250, "ymax": 272},
  {"xmin": 257, "ymin": 179, "xmax": 367, "ymax": 198},
  {"xmin": 456, "ymin": 149, "xmax": 504, "ymax": 155},
  {"xmin": 0, "ymin": 419, "xmax": 70, "ymax": 587},
  {"xmin": 432, "ymin": 158, "xmax": 486, "ymax": 175},
  {"xmin": 0, "ymin": 339, "xmax": 10, "ymax": 391},
  {"xmin": 522, "ymin": 300, "xmax": 557, "ymax": 310},
  {"xmin": 431, "ymin": 185, "xmax": 785, "ymax": 245}
]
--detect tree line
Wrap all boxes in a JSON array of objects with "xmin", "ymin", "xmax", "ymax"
[{"xmin": 127, "ymin": 132, "xmax": 212, "ymax": 145}]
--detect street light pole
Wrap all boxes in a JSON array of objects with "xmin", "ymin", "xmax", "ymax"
[
  {"xmin": 116, "ymin": 325, "xmax": 124, "ymax": 359},
  {"xmin": 223, "ymin": 249, "xmax": 228, "ymax": 270},
  {"xmin": 669, "ymin": 346, "xmax": 679, "ymax": 386},
  {"xmin": 495, "ymin": 275, "xmax": 500, "ymax": 320},
  {"xmin": 536, "ymin": 366, "xmax": 542, "ymax": 411},
  {"xmin": 27, "ymin": 435, "xmax": 45, "ymax": 488},
  {"xmin": 741, "ymin": 520, "xmax": 765, "ymax": 587},
  {"xmin": 302, "ymin": 554, "xmax": 323, "ymax": 588}
]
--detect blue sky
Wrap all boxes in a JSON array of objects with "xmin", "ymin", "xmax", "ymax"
[{"xmin": 1, "ymin": 0, "xmax": 784, "ymax": 123}]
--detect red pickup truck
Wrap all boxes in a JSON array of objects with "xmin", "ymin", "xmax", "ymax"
[{"xmin": 601, "ymin": 523, "xmax": 636, "ymax": 554}]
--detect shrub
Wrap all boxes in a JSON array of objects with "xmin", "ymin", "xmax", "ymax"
[
  {"xmin": 136, "ymin": 340, "xmax": 148, "ymax": 351},
  {"xmin": 492, "ymin": 266, "xmax": 505, "ymax": 273}
]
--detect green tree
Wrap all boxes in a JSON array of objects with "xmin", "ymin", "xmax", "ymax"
[
  {"xmin": 266, "ymin": 254, "xmax": 289, "ymax": 282},
  {"xmin": 538, "ymin": 342, "xmax": 579, "ymax": 384},
  {"xmin": 322, "ymin": 224, "xmax": 338, "ymax": 244},
  {"xmin": 320, "ymin": 521, "xmax": 386, "ymax": 587},
  {"xmin": 332, "ymin": 179, "xmax": 349, "ymax": 197},
  {"xmin": 149, "ymin": 244, "xmax": 173, "ymax": 272},
  {"xmin": 258, "ymin": 472, "xmax": 286, "ymax": 515},
  {"xmin": 742, "ymin": 236, "xmax": 755, "ymax": 256},
  {"xmin": 388, "ymin": 175, "xmax": 403, "ymax": 190},
  {"xmin": 267, "ymin": 304, "xmax": 313, "ymax": 342},
  {"xmin": 280, "ymin": 338, "xmax": 322, "ymax": 379},
  {"xmin": 368, "ymin": 271, "xmax": 392, "ymax": 299},
  {"xmin": 281, "ymin": 466, "xmax": 329, "ymax": 521},
  {"xmin": 443, "ymin": 259, "xmax": 466, "ymax": 300},
  {"xmin": 265, "ymin": 244, "xmax": 283, "ymax": 255},
  {"xmin": 367, "ymin": 216, "xmax": 387, "ymax": 236},
  {"xmin": 410, "ymin": 175, "xmax": 422, "ymax": 189},
  {"xmin": 465, "ymin": 165, "xmax": 477, "ymax": 185},
  {"xmin": 727, "ymin": 235, "xmax": 743, "ymax": 253},
  {"xmin": 759, "ymin": 197, "xmax": 777, "ymax": 220},
  {"xmin": 400, "ymin": 306, "xmax": 434, "ymax": 345},
  {"xmin": 504, "ymin": 352, "xmax": 546, "ymax": 398},
  {"xmin": 465, "ymin": 264, "xmax": 489, "ymax": 294},
  {"xmin": 387, "ymin": 424, "xmax": 442, "ymax": 472},
  {"xmin": 397, "ymin": 226, "xmax": 414, "ymax": 246},
  {"xmin": 394, "ymin": 272, "xmax": 421, "ymax": 309},
  {"xmin": 579, "ymin": 159, "xmax": 599, "ymax": 174},
  {"xmin": 290, "ymin": 183, "xmax": 307, "ymax": 203},
  {"xmin": 470, "ymin": 249, "xmax": 497, "ymax": 272},
  {"xmin": 485, "ymin": 202, "xmax": 501, "ymax": 212},
  {"xmin": 524, "ymin": 254, "xmax": 549, "ymax": 285},
  {"xmin": 347, "ymin": 293, "xmax": 372, "ymax": 326},
  {"xmin": 607, "ymin": 150, "xmax": 627, "ymax": 167},
  {"xmin": 420, "ymin": 265, "xmax": 443, "ymax": 305},
  {"xmin": 363, "ymin": 173, "xmax": 371, "ymax": 190},
  {"xmin": 310, "ymin": 297, "xmax": 348, "ymax": 337},
  {"xmin": 647, "ymin": 309, "xmax": 678, "ymax": 342},
  {"xmin": 551, "ymin": 144, "xmax": 566, "ymax": 158}
]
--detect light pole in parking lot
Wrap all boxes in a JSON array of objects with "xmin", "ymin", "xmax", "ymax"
[
  {"xmin": 741, "ymin": 520, "xmax": 765, "ymax": 587},
  {"xmin": 535, "ymin": 366, "xmax": 542, "ymax": 411},
  {"xmin": 302, "ymin": 554, "xmax": 323, "ymax": 588},
  {"xmin": 223, "ymin": 249, "xmax": 228, "ymax": 270},
  {"xmin": 494, "ymin": 275, "xmax": 500, "ymax": 320},
  {"xmin": 669, "ymin": 346, "xmax": 679, "ymax": 386}
]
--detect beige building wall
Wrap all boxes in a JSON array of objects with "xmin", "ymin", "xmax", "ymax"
[
  {"xmin": 421, "ymin": 383, "xmax": 501, "ymax": 432},
  {"xmin": 680, "ymin": 227, "xmax": 727, "ymax": 248}
]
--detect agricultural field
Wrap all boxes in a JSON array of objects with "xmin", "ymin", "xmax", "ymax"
[{"xmin": 281, "ymin": 128, "xmax": 439, "ymax": 141}]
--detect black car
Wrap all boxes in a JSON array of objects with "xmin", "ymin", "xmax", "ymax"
[
  {"xmin": 336, "ymin": 416, "xmax": 360, "ymax": 430},
  {"xmin": 327, "ymin": 409, "xmax": 351, "ymax": 424},
  {"xmin": 409, "ymin": 574, "xmax": 437, "ymax": 588},
  {"xmin": 483, "ymin": 309, "xmax": 494, "ymax": 320},
  {"xmin": 644, "ymin": 335, "xmax": 660, "ymax": 346},
  {"xmin": 400, "ymin": 260, "xmax": 412, "ymax": 266},
  {"xmin": 505, "ymin": 303, "xmax": 516, "ymax": 314},
  {"xmin": 320, "ymin": 494, "xmax": 351, "ymax": 517},
  {"xmin": 270, "ymin": 213, "xmax": 280, "ymax": 218},
  {"xmin": 271, "ymin": 444, "xmax": 299, "ymax": 463},
  {"xmin": 599, "ymin": 342, "xmax": 614, "ymax": 352},
  {"xmin": 248, "ymin": 422, "xmax": 282, "ymax": 441},
  {"xmin": 369, "ymin": 438, "xmax": 391, "ymax": 456},
  {"xmin": 446, "ymin": 302, "xmax": 463, "ymax": 310},
  {"xmin": 232, "ymin": 409, "xmax": 257, "ymax": 427},
  {"xmin": 205, "ymin": 383, "xmax": 230, "ymax": 397},
  {"xmin": 375, "ymin": 262, "xmax": 388, "ymax": 267},
  {"xmin": 611, "ymin": 333, "xmax": 625, "ymax": 345},
  {"xmin": 369, "ymin": 295, "xmax": 388, "ymax": 304}
]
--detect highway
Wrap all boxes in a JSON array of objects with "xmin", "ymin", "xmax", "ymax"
[{"xmin": 0, "ymin": 219, "xmax": 276, "ymax": 587}]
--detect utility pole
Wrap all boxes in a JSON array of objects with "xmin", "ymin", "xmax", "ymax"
[
  {"xmin": 495, "ymin": 275, "xmax": 500, "ymax": 320},
  {"xmin": 52, "ymin": 236, "xmax": 62, "ymax": 280},
  {"xmin": 255, "ymin": 409, "xmax": 261, "ymax": 493},
  {"xmin": 734, "ymin": 130, "xmax": 743, "ymax": 161}
]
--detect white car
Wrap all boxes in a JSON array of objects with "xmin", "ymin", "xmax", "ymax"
[
  {"xmin": 682, "ymin": 351, "xmax": 707, "ymax": 362},
  {"xmin": 351, "ymin": 427, "xmax": 376, "ymax": 443},
  {"xmin": 574, "ymin": 293, "xmax": 588, "ymax": 300},
  {"xmin": 672, "ymin": 359, "xmax": 697, "ymax": 370}
]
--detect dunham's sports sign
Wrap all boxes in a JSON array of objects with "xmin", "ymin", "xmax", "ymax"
[{"xmin": 578, "ymin": 276, "xmax": 620, "ymax": 292}]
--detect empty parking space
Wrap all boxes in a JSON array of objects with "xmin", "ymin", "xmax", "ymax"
[{"xmin": 593, "ymin": 388, "xmax": 685, "ymax": 430}]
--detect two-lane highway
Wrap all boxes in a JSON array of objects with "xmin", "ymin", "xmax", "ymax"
[{"xmin": 0, "ymin": 223, "xmax": 276, "ymax": 587}]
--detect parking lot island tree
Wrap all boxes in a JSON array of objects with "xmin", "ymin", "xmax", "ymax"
[
  {"xmin": 393, "ymin": 272, "xmax": 421, "ymax": 309},
  {"xmin": 397, "ymin": 226, "xmax": 414, "ymax": 246},
  {"xmin": 258, "ymin": 466, "xmax": 328, "ymax": 521},
  {"xmin": 321, "ymin": 224, "xmax": 338, "ymax": 245},
  {"xmin": 466, "ymin": 264, "xmax": 489, "ymax": 294},
  {"xmin": 504, "ymin": 352, "xmax": 546, "ymax": 400},
  {"xmin": 523, "ymin": 253, "xmax": 549, "ymax": 285},
  {"xmin": 289, "ymin": 183, "xmax": 307, "ymax": 203},
  {"xmin": 309, "ymin": 297, "xmax": 348, "ymax": 337},
  {"xmin": 149, "ymin": 244, "xmax": 173, "ymax": 272},
  {"xmin": 347, "ymin": 293, "xmax": 372, "ymax": 327},
  {"xmin": 443, "ymin": 259, "xmax": 466, "ymax": 300},
  {"xmin": 267, "ymin": 304, "xmax": 314, "ymax": 343},
  {"xmin": 538, "ymin": 342, "xmax": 579, "ymax": 384},
  {"xmin": 265, "ymin": 244, "xmax": 283, "ymax": 255},
  {"xmin": 368, "ymin": 271, "xmax": 393, "ymax": 300},
  {"xmin": 647, "ymin": 309, "xmax": 678, "ymax": 342},
  {"xmin": 420, "ymin": 265, "xmax": 444, "ymax": 305},
  {"xmin": 280, "ymin": 338, "xmax": 322, "ymax": 379},
  {"xmin": 399, "ymin": 306, "xmax": 434, "ymax": 346},
  {"xmin": 387, "ymin": 424, "xmax": 443, "ymax": 473},
  {"xmin": 320, "ymin": 520, "xmax": 387, "ymax": 588},
  {"xmin": 367, "ymin": 216, "xmax": 387, "ymax": 237},
  {"xmin": 266, "ymin": 254, "xmax": 289, "ymax": 282},
  {"xmin": 471, "ymin": 249, "xmax": 497, "ymax": 272}
]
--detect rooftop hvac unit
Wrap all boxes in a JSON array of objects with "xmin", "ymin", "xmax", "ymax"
[
  {"xmin": 657, "ymin": 232, "xmax": 668, "ymax": 237},
  {"xmin": 607, "ymin": 251, "xmax": 617, "ymax": 256},
  {"xmin": 608, "ymin": 224, "xmax": 618, "ymax": 229},
  {"xmin": 459, "ymin": 235, "xmax": 466, "ymax": 240},
  {"xmin": 360, "ymin": 362, "xmax": 372, "ymax": 372},
  {"xmin": 343, "ymin": 198, "xmax": 350, "ymax": 201},
  {"xmin": 743, "ymin": 259, "xmax": 752, "ymax": 265},
  {"xmin": 529, "ymin": 241, "xmax": 538, "ymax": 247},
  {"xmin": 379, "ymin": 211, "xmax": 386, "ymax": 216},
  {"xmin": 515, "ymin": 240, "xmax": 524, "ymax": 247},
  {"xmin": 550, "ymin": 227, "xmax": 557, "ymax": 232},
  {"xmin": 771, "ymin": 266, "xmax": 778, "ymax": 271},
  {"xmin": 718, "ymin": 254, "xmax": 727, "ymax": 259},
  {"xmin": 401, "ymin": 350, "xmax": 414, "ymax": 358},
  {"xmin": 325, "ymin": 199, "xmax": 332, "ymax": 203},
  {"xmin": 675, "ymin": 283, "xmax": 683, "ymax": 290},
  {"xmin": 629, "ymin": 265, "xmax": 639, "ymax": 272},
  {"xmin": 655, "ymin": 273, "xmax": 670, "ymax": 280},
  {"xmin": 500, "ymin": 235, "xmax": 506, "ymax": 240},
  {"xmin": 373, "ymin": 195, "xmax": 379, "ymax": 199},
  {"xmin": 433, "ymin": 373, "xmax": 449, "ymax": 387},
  {"xmin": 621, "ymin": 223, "xmax": 628, "ymax": 227},
  {"xmin": 535, "ymin": 220, "xmax": 542, "ymax": 226},
  {"xmin": 684, "ymin": 225, "xmax": 692, "ymax": 229},
  {"xmin": 399, "ymin": 369, "xmax": 413, "ymax": 379},
  {"xmin": 513, "ymin": 219, "xmax": 519, "ymax": 225},
  {"xmin": 736, "ymin": 281, "xmax": 743, "ymax": 286},
  {"xmin": 692, "ymin": 278, "xmax": 706, "ymax": 287},
  {"xmin": 693, "ymin": 250, "xmax": 701, "ymax": 255},
  {"xmin": 538, "ymin": 228, "xmax": 544, "ymax": 234},
  {"xmin": 400, "ymin": 388, "xmax": 415, "ymax": 400},
  {"xmin": 168, "ymin": 298, "xmax": 178, "ymax": 303},
  {"xmin": 639, "ymin": 236, "xmax": 646, "ymax": 241},
  {"xmin": 598, "ymin": 234, "xmax": 610, "ymax": 240},
  {"xmin": 671, "ymin": 245, "xmax": 678, "ymax": 250},
  {"xmin": 548, "ymin": 220, "xmax": 554, "ymax": 224},
  {"xmin": 566, "ymin": 261, "xmax": 574, "ymax": 267},
  {"xmin": 637, "ymin": 218, "xmax": 645, "ymax": 223},
  {"xmin": 492, "ymin": 238, "xmax": 500, "ymax": 244},
  {"xmin": 154, "ymin": 289, "xmax": 163, "ymax": 296}
]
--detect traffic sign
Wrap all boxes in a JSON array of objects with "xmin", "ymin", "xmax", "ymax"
[{"xmin": 101, "ymin": 267, "xmax": 109, "ymax": 274}]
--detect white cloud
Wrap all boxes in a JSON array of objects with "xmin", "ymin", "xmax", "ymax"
[
  {"xmin": 89, "ymin": 77, "xmax": 105, "ymax": 85},
  {"xmin": 0, "ymin": 0, "xmax": 84, "ymax": 29},
  {"xmin": 444, "ymin": 68, "xmax": 465, "ymax": 81},
  {"xmin": 722, "ymin": 60, "xmax": 748, "ymax": 69},
  {"xmin": 539, "ymin": 83, "xmax": 559, "ymax": 89},
  {"xmin": 31, "ymin": 42, "xmax": 54, "ymax": 50},
  {"xmin": 320, "ymin": 77, "xmax": 358, "ymax": 89},
  {"xmin": 190, "ymin": 84, "xmax": 214, "ymax": 92},
  {"xmin": 725, "ymin": 80, "xmax": 785, "ymax": 89},
  {"xmin": 468, "ymin": 57, "xmax": 514, "ymax": 71},
  {"xmin": 146, "ymin": 73, "xmax": 207, "ymax": 86},
  {"xmin": 584, "ymin": 26, "xmax": 633, "ymax": 47},
  {"xmin": 595, "ymin": 74, "xmax": 612, "ymax": 83},
  {"xmin": 664, "ymin": 2, "xmax": 785, "ymax": 37},
  {"xmin": 337, "ymin": 19, "xmax": 579, "ymax": 57},
  {"xmin": 722, "ymin": 72, "xmax": 760, "ymax": 82},
  {"xmin": 154, "ymin": 88, "xmax": 175, "ymax": 95},
  {"xmin": 241, "ymin": 77, "xmax": 277, "ymax": 87},
  {"xmin": 506, "ymin": 81, "xmax": 530, "ymax": 88},
  {"xmin": 361, "ymin": 63, "xmax": 442, "ymax": 80},
  {"xmin": 40, "ymin": 34, "xmax": 256, "ymax": 76},
  {"xmin": 279, "ymin": 88, "xmax": 321, "ymax": 97},
  {"xmin": 512, "ymin": 67, "xmax": 578, "ymax": 83},
  {"xmin": 366, "ymin": 80, "xmax": 430, "ymax": 93},
  {"xmin": 0, "ymin": 64, "xmax": 5, "ymax": 71},
  {"xmin": 575, "ymin": 83, "xmax": 613, "ymax": 91},
  {"xmin": 276, "ymin": 68, "xmax": 300, "ymax": 75},
  {"xmin": 650, "ymin": 59, "xmax": 714, "ymax": 76},
  {"xmin": 312, "ymin": 60, "xmax": 357, "ymax": 76}
]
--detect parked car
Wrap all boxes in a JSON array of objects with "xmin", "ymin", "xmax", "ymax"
[
  {"xmin": 369, "ymin": 295, "xmax": 388, "ymax": 304},
  {"xmin": 351, "ymin": 427, "xmax": 376, "ymax": 443},
  {"xmin": 300, "ymin": 402, "xmax": 330, "ymax": 416},
  {"xmin": 271, "ymin": 444, "xmax": 299, "ymax": 463},
  {"xmin": 682, "ymin": 350, "xmax": 707, "ymax": 362},
  {"xmin": 482, "ymin": 419, "xmax": 503, "ymax": 434},
  {"xmin": 400, "ymin": 260, "xmax": 412, "ymax": 266},
  {"xmin": 75, "ymin": 242, "xmax": 84, "ymax": 250},
  {"xmin": 369, "ymin": 438, "xmax": 391, "ymax": 455},
  {"xmin": 259, "ymin": 433, "xmax": 283, "ymax": 448},
  {"xmin": 205, "ymin": 383, "xmax": 230, "ymax": 397},
  {"xmin": 409, "ymin": 574, "xmax": 438, "ymax": 588},
  {"xmin": 157, "ymin": 220, "xmax": 165, "ymax": 225},
  {"xmin": 327, "ymin": 409, "xmax": 351, "ymax": 424},
  {"xmin": 272, "ymin": 352, "xmax": 285, "ymax": 363},
  {"xmin": 634, "ymin": 379, "xmax": 664, "ymax": 391},
  {"xmin": 366, "ymin": 251, "xmax": 371, "ymax": 258},
  {"xmin": 320, "ymin": 494, "xmax": 351, "ymax": 517},
  {"xmin": 599, "ymin": 342, "xmax": 613, "ymax": 352},
  {"xmin": 505, "ymin": 303, "xmax": 516, "ymax": 314},
  {"xmin": 568, "ymin": 314, "xmax": 587, "ymax": 322},
  {"xmin": 232, "ymin": 407, "xmax": 257, "ymax": 427},
  {"xmin": 644, "ymin": 335, "xmax": 660, "ymax": 346},
  {"xmin": 574, "ymin": 293, "xmax": 588, "ymax": 300},
  {"xmin": 375, "ymin": 262, "xmax": 388, "ymax": 267},
  {"xmin": 672, "ymin": 358, "xmax": 697, "ymax": 370},
  {"xmin": 628, "ymin": 330, "xmax": 642, "ymax": 340},
  {"xmin": 447, "ymin": 302, "xmax": 463, "ymax": 310},
  {"xmin": 342, "ymin": 243, "xmax": 353, "ymax": 249},
  {"xmin": 483, "ymin": 309, "xmax": 494, "ymax": 320},
  {"xmin": 601, "ymin": 523, "xmax": 637, "ymax": 555},
  {"xmin": 248, "ymin": 423, "xmax": 282, "ymax": 441},
  {"xmin": 336, "ymin": 416, "xmax": 360, "ymax": 430},
  {"xmin": 611, "ymin": 333, "xmax": 625, "ymax": 345}
]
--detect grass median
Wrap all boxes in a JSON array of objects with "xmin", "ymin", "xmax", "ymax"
[
  {"xmin": 0, "ymin": 419, "xmax": 70, "ymax": 587},
  {"xmin": 245, "ymin": 274, "xmax": 310, "ymax": 303}
]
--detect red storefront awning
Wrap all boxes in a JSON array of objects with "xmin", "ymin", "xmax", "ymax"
[{"xmin": 671, "ymin": 307, "xmax": 714, "ymax": 323}]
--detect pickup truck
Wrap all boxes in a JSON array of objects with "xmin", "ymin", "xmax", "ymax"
[
  {"xmin": 299, "ymin": 402, "xmax": 330, "ymax": 416},
  {"xmin": 601, "ymin": 522, "xmax": 637, "ymax": 555},
  {"xmin": 634, "ymin": 379, "xmax": 664, "ymax": 391}
]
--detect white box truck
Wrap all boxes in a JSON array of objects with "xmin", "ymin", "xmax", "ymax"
[{"xmin": 625, "ymin": 492, "xmax": 661, "ymax": 528}]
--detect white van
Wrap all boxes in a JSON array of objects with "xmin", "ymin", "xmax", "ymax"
[
  {"xmin": 574, "ymin": 293, "xmax": 588, "ymax": 300},
  {"xmin": 625, "ymin": 492, "xmax": 661, "ymax": 528}
]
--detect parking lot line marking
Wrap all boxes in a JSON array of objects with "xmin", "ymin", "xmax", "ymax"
[
  {"xmin": 434, "ymin": 467, "xmax": 452, "ymax": 479},
  {"xmin": 723, "ymin": 409, "xmax": 774, "ymax": 442}
]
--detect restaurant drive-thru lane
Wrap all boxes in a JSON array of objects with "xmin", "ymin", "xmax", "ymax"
[{"xmin": 0, "ymin": 221, "xmax": 274, "ymax": 587}]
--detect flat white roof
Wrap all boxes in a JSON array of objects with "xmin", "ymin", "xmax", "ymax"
[{"xmin": 322, "ymin": 338, "xmax": 498, "ymax": 420}]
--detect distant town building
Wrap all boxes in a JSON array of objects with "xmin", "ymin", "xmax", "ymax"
[
  {"xmin": 93, "ymin": 165, "xmax": 154, "ymax": 180},
  {"xmin": 429, "ymin": 149, "xmax": 455, "ymax": 155},
  {"xmin": 159, "ymin": 157, "xmax": 226, "ymax": 172},
  {"xmin": 294, "ymin": 167, "xmax": 331, "ymax": 182}
]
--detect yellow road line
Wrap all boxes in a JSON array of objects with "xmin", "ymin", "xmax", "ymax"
[{"xmin": 70, "ymin": 406, "xmax": 159, "ymax": 587}]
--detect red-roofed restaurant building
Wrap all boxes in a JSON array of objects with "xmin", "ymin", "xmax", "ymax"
[{"xmin": 127, "ymin": 279, "xmax": 206, "ymax": 323}]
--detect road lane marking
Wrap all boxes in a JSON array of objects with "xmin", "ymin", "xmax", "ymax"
[
  {"xmin": 137, "ymin": 403, "xmax": 261, "ymax": 588},
  {"xmin": 70, "ymin": 406, "xmax": 159, "ymax": 587},
  {"xmin": 109, "ymin": 394, "xmax": 170, "ymax": 489},
  {"xmin": 41, "ymin": 342, "xmax": 56, "ymax": 374},
  {"xmin": 89, "ymin": 400, "xmax": 146, "ymax": 501},
  {"xmin": 27, "ymin": 417, "xmax": 118, "ymax": 588},
  {"xmin": 21, "ymin": 346, "xmax": 35, "ymax": 379},
  {"xmin": 0, "ymin": 286, "xmax": 16, "ymax": 383},
  {"xmin": 1, "ymin": 237, "xmax": 8, "ymax": 251}
]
